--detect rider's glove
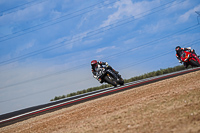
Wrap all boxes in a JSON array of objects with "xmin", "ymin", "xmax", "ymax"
[
  {"xmin": 93, "ymin": 75, "xmax": 98, "ymax": 79},
  {"xmin": 105, "ymin": 62, "xmax": 109, "ymax": 67},
  {"xmin": 179, "ymin": 60, "xmax": 182, "ymax": 63}
]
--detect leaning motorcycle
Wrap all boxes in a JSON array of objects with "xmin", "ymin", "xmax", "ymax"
[
  {"xmin": 180, "ymin": 51, "xmax": 200, "ymax": 67},
  {"xmin": 97, "ymin": 67, "xmax": 124, "ymax": 87}
]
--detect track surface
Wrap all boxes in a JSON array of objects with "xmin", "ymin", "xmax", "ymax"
[
  {"xmin": 0, "ymin": 67, "xmax": 200, "ymax": 128},
  {"xmin": 1, "ymin": 68, "xmax": 200, "ymax": 133}
]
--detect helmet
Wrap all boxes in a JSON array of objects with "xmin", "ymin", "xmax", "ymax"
[
  {"xmin": 91, "ymin": 60, "xmax": 97, "ymax": 67},
  {"xmin": 175, "ymin": 46, "xmax": 181, "ymax": 51}
]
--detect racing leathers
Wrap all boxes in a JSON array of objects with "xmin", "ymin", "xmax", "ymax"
[{"xmin": 91, "ymin": 61, "xmax": 119, "ymax": 83}]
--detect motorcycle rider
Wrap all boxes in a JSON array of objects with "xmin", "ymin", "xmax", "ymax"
[
  {"xmin": 175, "ymin": 46, "xmax": 199, "ymax": 68},
  {"xmin": 91, "ymin": 60, "xmax": 120, "ymax": 83}
]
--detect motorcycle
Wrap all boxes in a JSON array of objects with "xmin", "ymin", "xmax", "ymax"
[
  {"xmin": 180, "ymin": 51, "xmax": 200, "ymax": 67},
  {"xmin": 96, "ymin": 66, "xmax": 124, "ymax": 87}
]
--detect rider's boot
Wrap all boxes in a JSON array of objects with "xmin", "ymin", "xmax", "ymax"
[
  {"xmin": 98, "ymin": 78, "xmax": 103, "ymax": 83},
  {"xmin": 184, "ymin": 62, "xmax": 189, "ymax": 68}
]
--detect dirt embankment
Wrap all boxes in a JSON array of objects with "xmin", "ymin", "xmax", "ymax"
[{"xmin": 1, "ymin": 70, "xmax": 200, "ymax": 133}]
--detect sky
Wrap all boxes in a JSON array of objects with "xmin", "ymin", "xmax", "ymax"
[{"xmin": 0, "ymin": 0, "xmax": 200, "ymax": 115}]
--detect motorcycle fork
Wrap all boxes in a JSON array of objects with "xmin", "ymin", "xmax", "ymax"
[
  {"xmin": 107, "ymin": 74, "xmax": 114, "ymax": 80},
  {"xmin": 107, "ymin": 74, "xmax": 111, "ymax": 79}
]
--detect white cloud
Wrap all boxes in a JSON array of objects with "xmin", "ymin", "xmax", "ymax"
[
  {"xmin": 15, "ymin": 40, "xmax": 35, "ymax": 55},
  {"xmin": 124, "ymin": 38, "xmax": 136, "ymax": 45},
  {"xmin": 177, "ymin": 4, "xmax": 200, "ymax": 23},
  {"xmin": 141, "ymin": 19, "xmax": 170, "ymax": 34},
  {"xmin": 50, "ymin": 10, "xmax": 62, "ymax": 19},
  {"xmin": 100, "ymin": 0, "xmax": 160, "ymax": 27},
  {"xmin": 47, "ymin": 31, "xmax": 89, "ymax": 52},
  {"xmin": 0, "ymin": 0, "xmax": 65, "ymax": 26},
  {"xmin": 165, "ymin": 0, "xmax": 190, "ymax": 13},
  {"xmin": 96, "ymin": 46, "xmax": 116, "ymax": 53},
  {"xmin": 0, "ymin": 3, "xmax": 44, "ymax": 24},
  {"xmin": 83, "ymin": 38, "xmax": 103, "ymax": 46}
]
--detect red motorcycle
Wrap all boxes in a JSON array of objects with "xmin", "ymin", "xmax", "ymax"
[{"xmin": 180, "ymin": 51, "xmax": 200, "ymax": 67}]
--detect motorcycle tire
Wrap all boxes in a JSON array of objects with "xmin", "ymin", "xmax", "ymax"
[
  {"xmin": 190, "ymin": 59, "xmax": 200, "ymax": 67},
  {"xmin": 104, "ymin": 76, "xmax": 117, "ymax": 87},
  {"xmin": 117, "ymin": 78, "xmax": 124, "ymax": 86}
]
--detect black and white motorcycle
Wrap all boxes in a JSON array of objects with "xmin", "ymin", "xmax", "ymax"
[{"xmin": 96, "ymin": 66, "xmax": 124, "ymax": 87}]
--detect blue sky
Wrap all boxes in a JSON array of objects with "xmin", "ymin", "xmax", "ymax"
[{"xmin": 0, "ymin": 0, "xmax": 200, "ymax": 114}]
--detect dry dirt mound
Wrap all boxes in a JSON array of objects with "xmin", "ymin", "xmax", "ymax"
[{"xmin": 1, "ymin": 70, "xmax": 200, "ymax": 133}]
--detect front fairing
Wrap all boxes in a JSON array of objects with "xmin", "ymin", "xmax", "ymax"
[
  {"xmin": 180, "ymin": 51, "xmax": 190, "ymax": 62},
  {"xmin": 189, "ymin": 53, "xmax": 200, "ymax": 63}
]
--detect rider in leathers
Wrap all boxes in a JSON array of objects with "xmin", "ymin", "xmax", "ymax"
[
  {"xmin": 175, "ymin": 46, "xmax": 199, "ymax": 68},
  {"xmin": 91, "ymin": 60, "xmax": 120, "ymax": 83}
]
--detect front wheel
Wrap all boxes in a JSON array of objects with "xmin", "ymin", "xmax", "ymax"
[
  {"xmin": 117, "ymin": 78, "xmax": 124, "ymax": 86},
  {"xmin": 104, "ymin": 76, "xmax": 117, "ymax": 87}
]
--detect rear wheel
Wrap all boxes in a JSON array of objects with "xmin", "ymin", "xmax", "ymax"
[
  {"xmin": 190, "ymin": 59, "xmax": 200, "ymax": 67},
  {"xmin": 104, "ymin": 76, "xmax": 117, "ymax": 87}
]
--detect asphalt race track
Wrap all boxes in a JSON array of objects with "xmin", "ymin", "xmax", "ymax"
[{"xmin": 0, "ymin": 67, "xmax": 200, "ymax": 127}]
